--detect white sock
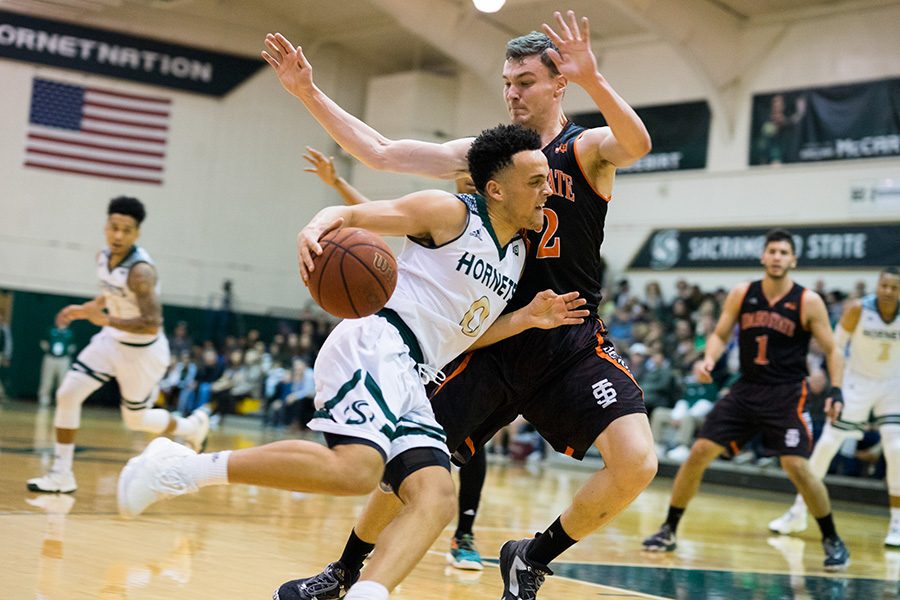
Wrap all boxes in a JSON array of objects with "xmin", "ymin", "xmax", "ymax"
[
  {"xmin": 344, "ymin": 580, "xmax": 389, "ymax": 600},
  {"xmin": 891, "ymin": 507, "xmax": 900, "ymax": 526},
  {"xmin": 791, "ymin": 494, "xmax": 806, "ymax": 513},
  {"xmin": 52, "ymin": 443, "xmax": 75, "ymax": 473},
  {"xmin": 172, "ymin": 415, "xmax": 195, "ymax": 437},
  {"xmin": 181, "ymin": 450, "xmax": 231, "ymax": 488}
]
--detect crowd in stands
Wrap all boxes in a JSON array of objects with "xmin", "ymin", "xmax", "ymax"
[{"xmin": 158, "ymin": 314, "xmax": 336, "ymax": 432}]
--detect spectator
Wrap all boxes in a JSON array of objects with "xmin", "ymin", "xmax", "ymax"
[
  {"xmin": 638, "ymin": 351, "xmax": 681, "ymax": 416},
  {"xmin": 280, "ymin": 358, "xmax": 316, "ymax": 431},
  {"xmin": 38, "ymin": 323, "xmax": 75, "ymax": 406},
  {"xmin": 168, "ymin": 321, "xmax": 192, "ymax": 358}
]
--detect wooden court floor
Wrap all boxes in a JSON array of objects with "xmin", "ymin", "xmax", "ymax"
[{"xmin": 1, "ymin": 399, "xmax": 898, "ymax": 599}]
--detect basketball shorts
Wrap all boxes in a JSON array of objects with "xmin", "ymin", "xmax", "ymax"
[
  {"xmin": 837, "ymin": 369, "xmax": 900, "ymax": 432},
  {"xmin": 699, "ymin": 378, "xmax": 813, "ymax": 457},
  {"xmin": 71, "ymin": 329, "xmax": 169, "ymax": 405},
  {"xmin": 307, "ymin": 316, "xmax": 449, "ymax": 462},
  {"xmin": 431, "ymin": 318, "xmax": 647, "ymax": 462}
]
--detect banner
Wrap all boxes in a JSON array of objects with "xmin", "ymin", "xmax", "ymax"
[
  {"xmin": 750, "ymin": 78, "xmax": 900, "ymax": 165},
  {"xmin": 572, "ymin": 101, "xmax": 710, "ymax": 174},
  {"xmin": 0, "ymin": 9, "xmax": 263, "ymax": 96},
  {"xmin": 629, "ymin": 224, "xmax": 900, "ymax": 270}
]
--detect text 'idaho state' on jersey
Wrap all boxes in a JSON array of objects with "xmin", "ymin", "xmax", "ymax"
[
  {"xmin": 738, "ymin": 280, "xmax": 811, "ymax": 385},
  {"xmin": 505, "ymin": 121, "xmax": 609, "ymax": 316},
  {"xmin": 384, "ymin": 194, "xmax": 526, "ymax": 371}
]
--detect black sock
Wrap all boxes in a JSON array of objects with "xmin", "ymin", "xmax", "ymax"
[
  {"xmin": 526, "ymin": 517, "xmax": 577, "ymax": 566},
  {"xmin": 339, "ymin": 529, "xmax": 375, "ymax": 573},
  {"xmin": 665, "ymin": 506, "xmax": 686, "ymax": 533},
  {"xmin": 816, "ymin": 513, "xmax": 837, "ymax": 539},
  {"xmin": 455, "ymin": 451, "xmax": 487, "ymax": 539}
]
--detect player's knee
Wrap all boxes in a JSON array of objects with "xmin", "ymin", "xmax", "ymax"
[
  {"xmin": 402, "ymin": 473, "xmax": 456, "ymax": 525},
  {"xmin": 880, "ymin": 425, "xmax": 900, "ymax": 495},
  {"xmin": 332, "ymin": 464, "xmax": 383, "ymax": 496},
  {"xmin": 53, "ymin": 375, "xmax": 93, "ymax": 430},
  {"xmin": 779, "ymin": 455, "xmax": 808, "ymax": 479},
  {"xmin": 119, "ymin": 406, "xmax": 170, "ymax": 433},
  {"xmin": 616, "ymin": 444, "xmax": 657, "ymax": 493}
]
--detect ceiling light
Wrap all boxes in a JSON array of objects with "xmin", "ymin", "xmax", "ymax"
[{"xmin": 472, "ymin": 0, "xmax": 505, "ymax": 13}]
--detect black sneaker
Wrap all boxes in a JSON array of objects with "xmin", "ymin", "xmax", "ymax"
[
  {"xmin": 499, "ymin": 538, "xmax": 552, "ymax": 600},
  {"xmin": 642, "ymin": 523, "xmax": 677, "ymax": 552},
  {"xmin": 823, "ymin": 536, "xmax": 850, "ymax": 571},
  {"xmin": 273, "ymin": 561, "xmax": 358, "ymax": 600}
]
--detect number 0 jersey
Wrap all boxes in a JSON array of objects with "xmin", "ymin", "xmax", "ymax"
[
  {"xmin": 96, "ymin": 245, "xmax": 160, "ymax": 344},
  {"xmin": 384, "ymin": 194, "xmax": 525, "ymax": 370},
  {"xmin": 847, "ymin": 294, "xmax": 900, "ymax": 380},
  {"xmin": 738, "ymin": 280, "xmax": 810, "ymax": 385}
]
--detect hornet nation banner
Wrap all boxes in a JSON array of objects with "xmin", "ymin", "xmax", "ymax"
[
  {"xmin": 750, "ymin": 77, "xmax": 900, "ymax": 165},
  {"xmin": 629, "ymin": 224, "xmax": 900, "ymax": 270}
]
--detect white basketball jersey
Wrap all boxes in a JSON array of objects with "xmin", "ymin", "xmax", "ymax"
[
  {"xmin": 96, "ymin": 245, "xmax": 160, "ymax": 344},
  {"xmin": 847, "ymin": 294, "xmax": 900, "ymax": 380},
  {"xmin": 385, "ymin": 195, "xmax": 526, "ymax": 370}
]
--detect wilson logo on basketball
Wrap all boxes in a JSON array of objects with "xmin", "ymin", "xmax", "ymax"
[{"xmin": 373, "ymin": 252, "xmax": 394, "ymax": 277}]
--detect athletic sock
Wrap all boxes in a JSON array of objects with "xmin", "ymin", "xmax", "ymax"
[
  {"xmin": 340, "ymin": 529, "xmax": 376, "ymax": 573},
  {"xmin": 666, "ymin": 506, "xmax": 686, "ymax": 533},
  {"xmin": 52, "ymin": 443, "xmax": 75, "ymax": 473},
  {"xmin": 344, "ymin": 580, "xmax": 388, "ymax": 600},
  {"xmin": 526, "ymin": 516, "xmax": 577, "ymax": 566},
  {"xmin": 816, "ymin": 513, "xmax": 838, "ymax": 539},
  {"xmin": 891, "ymin": 507, "xmax": 900, "ymax": 526},
  {"xmin": 455, "ymin": 451, "xmax": 486, "ymax": 539},
  {"xmin": 181, "ymin": 450, "xmax": 231, "ymax": 488}
]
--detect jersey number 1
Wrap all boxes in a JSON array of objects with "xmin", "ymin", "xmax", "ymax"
[
  {"xmin": 536, "ymin": 208, "xmax": 560, "ymax": 259},
  {"xmin": 754, "ymin": 335, "xmax": 770, "ymax": 366}
]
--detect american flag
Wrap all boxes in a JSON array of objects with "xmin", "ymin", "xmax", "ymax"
[{"xmin": 25, "ymin": 78, "xmax": 170, "ymax": 185}]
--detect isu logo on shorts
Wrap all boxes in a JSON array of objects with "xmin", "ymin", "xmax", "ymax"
[
  {"xmin": 592, "ymin": 378, "xmax": 618, "ymax": 408},
  {"xmin": 785, "ymin": 428, "xmax": 801, "ymax": 448}
]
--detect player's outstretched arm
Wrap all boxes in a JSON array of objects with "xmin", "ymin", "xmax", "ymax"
[
  {"xmin": 296, "ymin": 191, "xmax": 466, "ymax": 283},
  {"xmin": 303, "ymin": 146, "xmax": 370, "ymax": 206},
  {"xmin": 84, "ymin": 264, "xmax": 162, "ymax": 334},
  {"xmin": 543, "ymin": 11, "xmax": 651, "ymax": 172},
  {"xmin": 263, "ymin": 33, "xmax": 471, "ymax": 179},
  {"xmin": 469, "ymin": 289, "xmax": 589, "ymax": 350}
]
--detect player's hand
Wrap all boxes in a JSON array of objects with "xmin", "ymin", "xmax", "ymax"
[
  {"xmin": 542, "ymin": 11, "xmax": 600, "ymax": 87},
  {"xmin": 524, "ymin": 290, "xmax": 589, "ymax": 330},
  {"xmin": 262, "ymin": 33, "xmax": 316, "ymax": 99},
  {"xmin": 693, "ymin": 357, "xmax": 715, "ymax": 384},
  {"xmin": 297, "ymin": 217, "xmax": 343, "ymax": 284},
  {"xmin": 81, "ymin": 299, "xmax": 109, "ymax": 327},
  {"xmin": 56, "ymin": 304, "xmax": 85, "ymax": 327},
  {"xmin": 303, "ymin": 147, "xmax": 339, "ymax": 187},
  {"xmin": 824, "ymin": 387, "xmax": 844, "ymax": 423}
]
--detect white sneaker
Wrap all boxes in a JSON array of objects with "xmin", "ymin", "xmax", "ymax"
[
  {"xmin": 885, "ymin": 523, "xmax": 900, "ymax": 547},
  {"xmin": 27, "ymin": 470, "xmax": 77, "ymax": 494},
  {"xmin": 184, "ymin": 409, "xmax": 210, "ymax": 452},
  {"xmin": 117, "ymin": 437, "xmax": 198, "ymax": 519},
  {"xmin": 666, "ymin": 445, "xmax": 691, "ymax": 463},
  {"xmin": 768, "ymin": 506, "xmax": 808, "ymax": 535}
]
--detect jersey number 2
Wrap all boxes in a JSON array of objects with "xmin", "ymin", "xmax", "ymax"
[{"xmin": 536, "ymin": 208, "xmax": 560, "ymax": 259}]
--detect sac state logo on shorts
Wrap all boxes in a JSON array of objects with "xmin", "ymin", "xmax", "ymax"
[{"xmin": 785, "ymin": 428, "xmax": 801, "ymax": 448}]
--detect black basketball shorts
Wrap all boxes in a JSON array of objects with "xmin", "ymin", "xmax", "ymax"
[
  {"xmin": 699, "ymin": 378, "xmax": 813, "ymax": 457},
  {"xmin": 430, "ymin": 318, "xmax": 647, "ymax": 462}
]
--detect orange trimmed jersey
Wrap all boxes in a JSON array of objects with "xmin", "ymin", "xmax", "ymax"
[
  {"xmin": 505, "ymin": 121, "xmax": 609, "ymax": 315},
  {"xmin": 738, "ymin": 280, "xmax": 810, "ymax": 384}
]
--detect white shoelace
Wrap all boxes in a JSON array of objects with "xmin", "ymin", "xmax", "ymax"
[{"xmin": 416, "ymin": 363, "xmax": 446, "ymax": 385}]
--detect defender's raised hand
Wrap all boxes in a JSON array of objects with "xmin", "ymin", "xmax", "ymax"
[
  {"xmin": 541, "ymin": 10, "xmax": 600, "ymax": 86},
  {"xmin": 262, "ymin": 33, "xmax": 316, "ymax": 99}
]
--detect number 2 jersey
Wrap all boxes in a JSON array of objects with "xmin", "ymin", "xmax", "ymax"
[
  {"xmin": 505, "ymin": 120, "xmax": 608, "ymax": 315},
  {"xmin": 738, "ymin": 280, "xmax": 811, "ymax": 385},
  {"xmin": 384, "ymin": 194, "xmax": 526, "ymax": 370}
]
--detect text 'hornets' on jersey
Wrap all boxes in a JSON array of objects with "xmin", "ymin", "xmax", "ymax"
[
  {"xmin": 738, "ymin": 280, "xmax": 811, "ymax": 385},
  {"xmin": 506, "ymin": 121, "xmax": 609, "ymax": 315},
  {"xmin": 848, "ymin": 294, "xmax": 900, "ymax": 379}
]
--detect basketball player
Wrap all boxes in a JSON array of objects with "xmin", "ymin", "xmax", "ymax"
[
  {"xmin": 642, "ymin": 229, "xmax": 850, "ymax": 571},
  {"xmin": 304, "ymin": 146, "xmax": 488, "ymax": 570},
  {"xmin": 263, "ymin": 10, "xmax": 654, "ymax": 599},
  {"xmin": 116, "ymin": 124, "xmax": 590, "ymax": 600},
  {"xmin": 26, "ymin": 196, "xmax": 209, "ymax": 494},
  {"xmin": 768, "ymin": 267, "xmax": 900, "ymax": 546}
]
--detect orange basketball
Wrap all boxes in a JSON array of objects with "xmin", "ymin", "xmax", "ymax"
[{"xmin": 307, "ymin": 227, "xmax": 397, "ymax": 319}]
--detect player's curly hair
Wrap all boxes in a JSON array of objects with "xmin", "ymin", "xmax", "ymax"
[
  {"xmin": 108, "ymin": 196, "xmax": 146, "ymax": 225},
  {"xmin": 506, "ymin": 31, "xmax": 560, "ymax": 76},
  {"xmin": 466, "ymin": 124, "xmax": 542, "ymax": 195}
]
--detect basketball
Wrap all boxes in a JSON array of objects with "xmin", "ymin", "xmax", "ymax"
[{"xmin": 307, "ymin": 227, "xmax": 398, "ymax": 319}]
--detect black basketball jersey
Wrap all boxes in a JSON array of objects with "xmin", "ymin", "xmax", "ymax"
[
  {"xmin": 738, "ymin": 280, "xmax": 810, "ymax": 384},
  {"xmin": 505, "ymin": 121, "xmax": 608, "ymax": 314}
]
